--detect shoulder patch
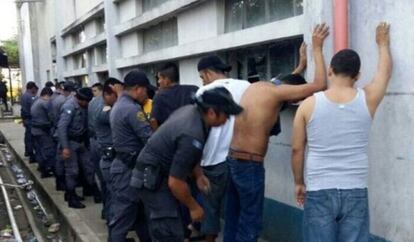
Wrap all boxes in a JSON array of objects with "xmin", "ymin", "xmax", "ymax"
[
  {"xmin": 136, "ymin": 111, "xmax": 147, "ymax": 121},
  {"xmin": 192, "ymin": 139, "xmax": 203, "ymax": 150}
]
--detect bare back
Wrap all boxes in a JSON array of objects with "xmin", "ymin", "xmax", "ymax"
[{"xmin": 231, "ymin": 82, "xmax": 283, "ymax": 156}]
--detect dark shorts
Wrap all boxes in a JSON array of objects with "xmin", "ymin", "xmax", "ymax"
[{"xmin": 200, "ymin": 162, "xmax": 229, "ymax": 235}]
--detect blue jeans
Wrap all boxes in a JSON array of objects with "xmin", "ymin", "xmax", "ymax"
[
  {"xmin": 224, "ymin": 157, "xmax": 265, "ymax": 242},
  {"xmin": 303, "ymin": 188, "xmax": 370, "ymax": 242}
]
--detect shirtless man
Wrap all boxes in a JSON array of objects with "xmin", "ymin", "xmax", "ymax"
[{"xmin": 223, "ymin": 24, "xmax": 329, "ymax": 242}]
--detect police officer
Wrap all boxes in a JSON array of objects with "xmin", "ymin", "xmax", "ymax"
[
  {"xmin": 30, "ymin": 87, "xmax": 55, "ymax": 178},
  {"xmin": 57, "ymin": 87, "xmax": 98, "ymax": 208},
  {"xmin": 21, "ymin": 81, "xmax": 39, "ymax": 163},
  {"xmin": 51, "ymin": 81, "xmax": 75, "ymax": 191},
  {"xmin": 86, "ymin": 83, "xmax": 104, "ymax": 200},
  {"xmin": 96, "ymin": 78, "xmax": 123, "ymax": 223},
  {"xmin": 130, "ymin": 87, "xmax": 243, "ymax": 242},
  {"xmin": 109, "ymin": 70, "xmax": 154, "ymax": 242}
]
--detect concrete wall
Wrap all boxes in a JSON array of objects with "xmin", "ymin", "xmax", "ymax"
[
  {"xmin": 18, "ymin": 0, "xmax": 413, "ymax": 241},
  {"xmin": 349, "ymin": 1, "xmax": 414, "ymax": 241}
]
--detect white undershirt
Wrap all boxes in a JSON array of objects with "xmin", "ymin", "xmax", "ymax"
[{"xmin": 196, "ymin": 78, "xmax": 250, "ymax": 167}]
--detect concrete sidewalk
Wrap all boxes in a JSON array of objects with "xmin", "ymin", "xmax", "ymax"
[{"xmin": 0, "ymin": 121, "xmax": 108, "ymax": 242}]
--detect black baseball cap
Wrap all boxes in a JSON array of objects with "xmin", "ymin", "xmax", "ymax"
[
  {"xmin": 195, "ymin": 87, "xmax": 243, "ymax": 115},
  {"xmin": 197, "ymin": 55, "xmax": 232, "ymax": 72},
  {"xmin": 124, "ymin": 70, "xmax": 157, "ymax": 91},
  {"xmin": 76, "ymin": 87, "xmax": 93, "ymax": 102}
]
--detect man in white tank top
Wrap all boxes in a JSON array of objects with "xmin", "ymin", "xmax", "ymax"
[{"xmin": 291, "ymin": 22, "xmax": 392, "ymax": 242}]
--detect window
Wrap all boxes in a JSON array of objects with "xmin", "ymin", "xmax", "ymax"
[
  {"xmin": 225, "ymin": 0, "xmax": 303, "ymax": 32},
  {"xmin": 73, "ymin": 27, "xmax": 86, "ymax": 46},
  {"xmin": 225, "ymin": 37, "xmax": 302, "ymax": 81},
  {"xmin": 74, "ymin": 75, "xmax": 89, "ymax": 88},
  {"xmin": 96, "ymin": 16, "xmax": 105, "ymax": 34},
  {"xmin": 95, "ymin": 45, "xmax": 107, "ymax": 65},
  {"xmin": 73, "ymin": 52, "xmax": 87, "ymax": 69},
  {"xmin": 142, "ymin": 0, "xmax": 169, "ymax": 12},
  {"xmin": 143, "ymin": 18, "xmax": 178, "ymax": 53}
]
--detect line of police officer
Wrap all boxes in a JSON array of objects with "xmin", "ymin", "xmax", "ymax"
[{"xmin": 23, "ymin": 66, "xmax": 242, "ymax": 242}]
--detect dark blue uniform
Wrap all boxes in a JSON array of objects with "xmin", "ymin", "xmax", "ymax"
[
  {"xmin": 57, "ymin": 97, "xmax": 94, "ymax": 194},
  {"xmin": 109, "ymin": 93, "xmax": 152, "ymax": 242},
  {"xmin": 30, "ymin": 97, "xmax": 55, "ymax": 176},
  {"xmin": 95, "ymin": 103, "xmax": 114, "ymax": 223},
  {"xmin": 151, "ymin": 84, "xmax": 198, "ymax": 126},
  {"xmin": 131, "ymin": 105, "xmax": 209, "ymax": 242},
  {"xmin": 20, "ymin": 91, "xmax": 37, "ymax": 161},
  {"xmin": 51, "ymin": 93, "xmax": 70, "ymax": 190}
]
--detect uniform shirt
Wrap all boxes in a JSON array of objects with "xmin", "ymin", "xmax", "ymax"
[
  {"xmin": 151, "ymin": 85, "xmax": 198, "ymax": 126},
  {"xmin": 30, "ymin": 98, "xmax": 53, "ymax": 136},
  {"xmin": 57, "ymin": 97, "xmax": 88, "ymax": 149},
  {"xmin": 88, "ymin": 96, "xmax": 104, "ymax": 137},
  {"xmin": 135, "ymin": 105, "xmax": 208, "ymax": 181},
  {"xmin": 20, "ymin": 91, "xmax": 37, "ymax": 120},
  {"xmin": 51, "ymin": 94, "xmax": 68, "ymax": 128},
  {"xmin": 110, "ymin": 93, "xmax": 152, "ymax": 153},
  {"xmin": 95, "ymin": 105, "xmax": 112, "ymax": 148},
  {"xmin": 196, "ymin": 78, "xmax": 250, "ymax": 167}
]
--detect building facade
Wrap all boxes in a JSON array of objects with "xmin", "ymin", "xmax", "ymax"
[{"xmin": 17, "ymin": 0, "xmax": 414, "ymax": 241}]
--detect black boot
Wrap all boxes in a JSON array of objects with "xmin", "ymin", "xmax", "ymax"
[
  {"xmin": 40, "ymin": 168, "xmax": 54, "ymax": 178},
  {"xmin": 66, "ymin": 191, "xmax": 86, "ymax": 209},
  {"xmin": 92, "ymin": 184, "xmax": 102, "ymax": 204},
  {"xmin": 64, "ymin": 191, "xmax": 85, "ymax": 202}
]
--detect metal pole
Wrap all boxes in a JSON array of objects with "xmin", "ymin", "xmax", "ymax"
[
  {"xmin": 0, "ymin": 174, "xmax": 23, "ymax": 242},
  {"xmin": 8, "ymin": 67, "xmax": 14, "ymax": 108}
]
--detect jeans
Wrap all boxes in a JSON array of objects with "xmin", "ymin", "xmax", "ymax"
[
  {"xmin": 224, "ymin": 157, "xmax": 265, "ymax": 242},
  {"xmin": 201, "ymin": 162, "xmax": 229, "ymax": 235},
  {"xmin": 303, "ymin": 188, "xmax": 370, "ymax": 242}
]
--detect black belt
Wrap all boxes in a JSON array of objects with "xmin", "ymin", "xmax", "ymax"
[
  {"xmin": 69, "ymin": 136, "xmax": 84, "ymax": 143},
  {"xmin": 116, "ymin": 151, "xmax": 138, "ymax": 169}
]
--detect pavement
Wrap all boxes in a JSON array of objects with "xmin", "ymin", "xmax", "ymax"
[
  {"xmin": 0, "ymin": 120, "xmax": 268, "ymax": 242},
  {"xmin": 0, "ymin": 121, "xmax": 108, "ymax": 242}
]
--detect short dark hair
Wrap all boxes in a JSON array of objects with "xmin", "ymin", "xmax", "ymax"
[
  {"xmin": 45, "ymin": 81, "xmax": 54, "ymax": 88},
  {"xmin": 103, "ymin": 77, "xmax": 122, "ymax": 95},
  {"xmin": 40, "ymin": 87, "xmax": 53, "ymax": 96},
  {"xmin": 280, "ymin": 74, "xmax": 306, "ymax": 85},
  {"xmin": 92, "ymin": 83, "xmax": 103, "ymax": 90},
  {"xmin": 330, "ymin": 49, "xmax": 361, "ymax": 79},
  {"xmin": 26, "ymin": 81, "xmax": 38, "ymax": 90},
  {"xmin": 158, "ymin": 62, "xmax": 179, "ymax": 83}
]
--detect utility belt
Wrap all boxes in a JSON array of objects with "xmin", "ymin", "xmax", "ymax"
[
  {"xmin": 32, "ymin": 123, "xmax": 51, "ymax": 132},
  {"xmin": 68, "ymin": 135, "xmax": 85, "ymax": 143},
  {"xmin": 101, "ymin": 146, "xmax": 116, "ymax": 160},
  {"xmin": 115, "ymin": 151, "xmax": 138, "ymax": 169},
  {"xmin": 131, "ymin": 163, "xmax": 164, "ymax": 191}
]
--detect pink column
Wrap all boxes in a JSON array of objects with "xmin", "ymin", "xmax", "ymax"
[{"xmin": 333, "ymin": 0, "xmax": 349, "ymax": 52}]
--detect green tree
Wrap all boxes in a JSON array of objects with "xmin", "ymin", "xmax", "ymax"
[{"xmin": 0, "ymin": 37, "xmax": 19, "ymax": 68}]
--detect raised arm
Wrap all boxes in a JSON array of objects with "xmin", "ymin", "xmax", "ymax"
[
  {"xmin": 291, "ymin": 42, "xmax": 307, "ymax": 75},
  {"xmin": 364, "ymin": 22, "xmax": 392, "ymax": 116},
  {"xmin": 275, "ymin": 24, "xmax": 329, "ymax": 102}
]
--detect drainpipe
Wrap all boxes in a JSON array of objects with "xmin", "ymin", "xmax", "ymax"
[{"xmin": 333, "ymin": 0, "xmax": 349, "ymax": 52}]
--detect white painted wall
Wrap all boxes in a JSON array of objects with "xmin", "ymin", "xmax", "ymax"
[
  {"xmin": 177, "ymin": 0, "xmax": 219, "ymax": 45},
  {"xmin": 349, "ymin": 1, "xmax": 414, "ymax": 241},
  {"xmin": 179, "ymin": 57, "xmax": 202, "ymax": 86},
  {"xmin": 120, "ymin": 32, "xmax": 139, "ymax": 58},
  {"xmin": 75, "ymin": 0, "xmax": 103, "ymax": 19},
  {"xmin": 118, "ymin": 0, "xmax": 139, "ymax": 23}
]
